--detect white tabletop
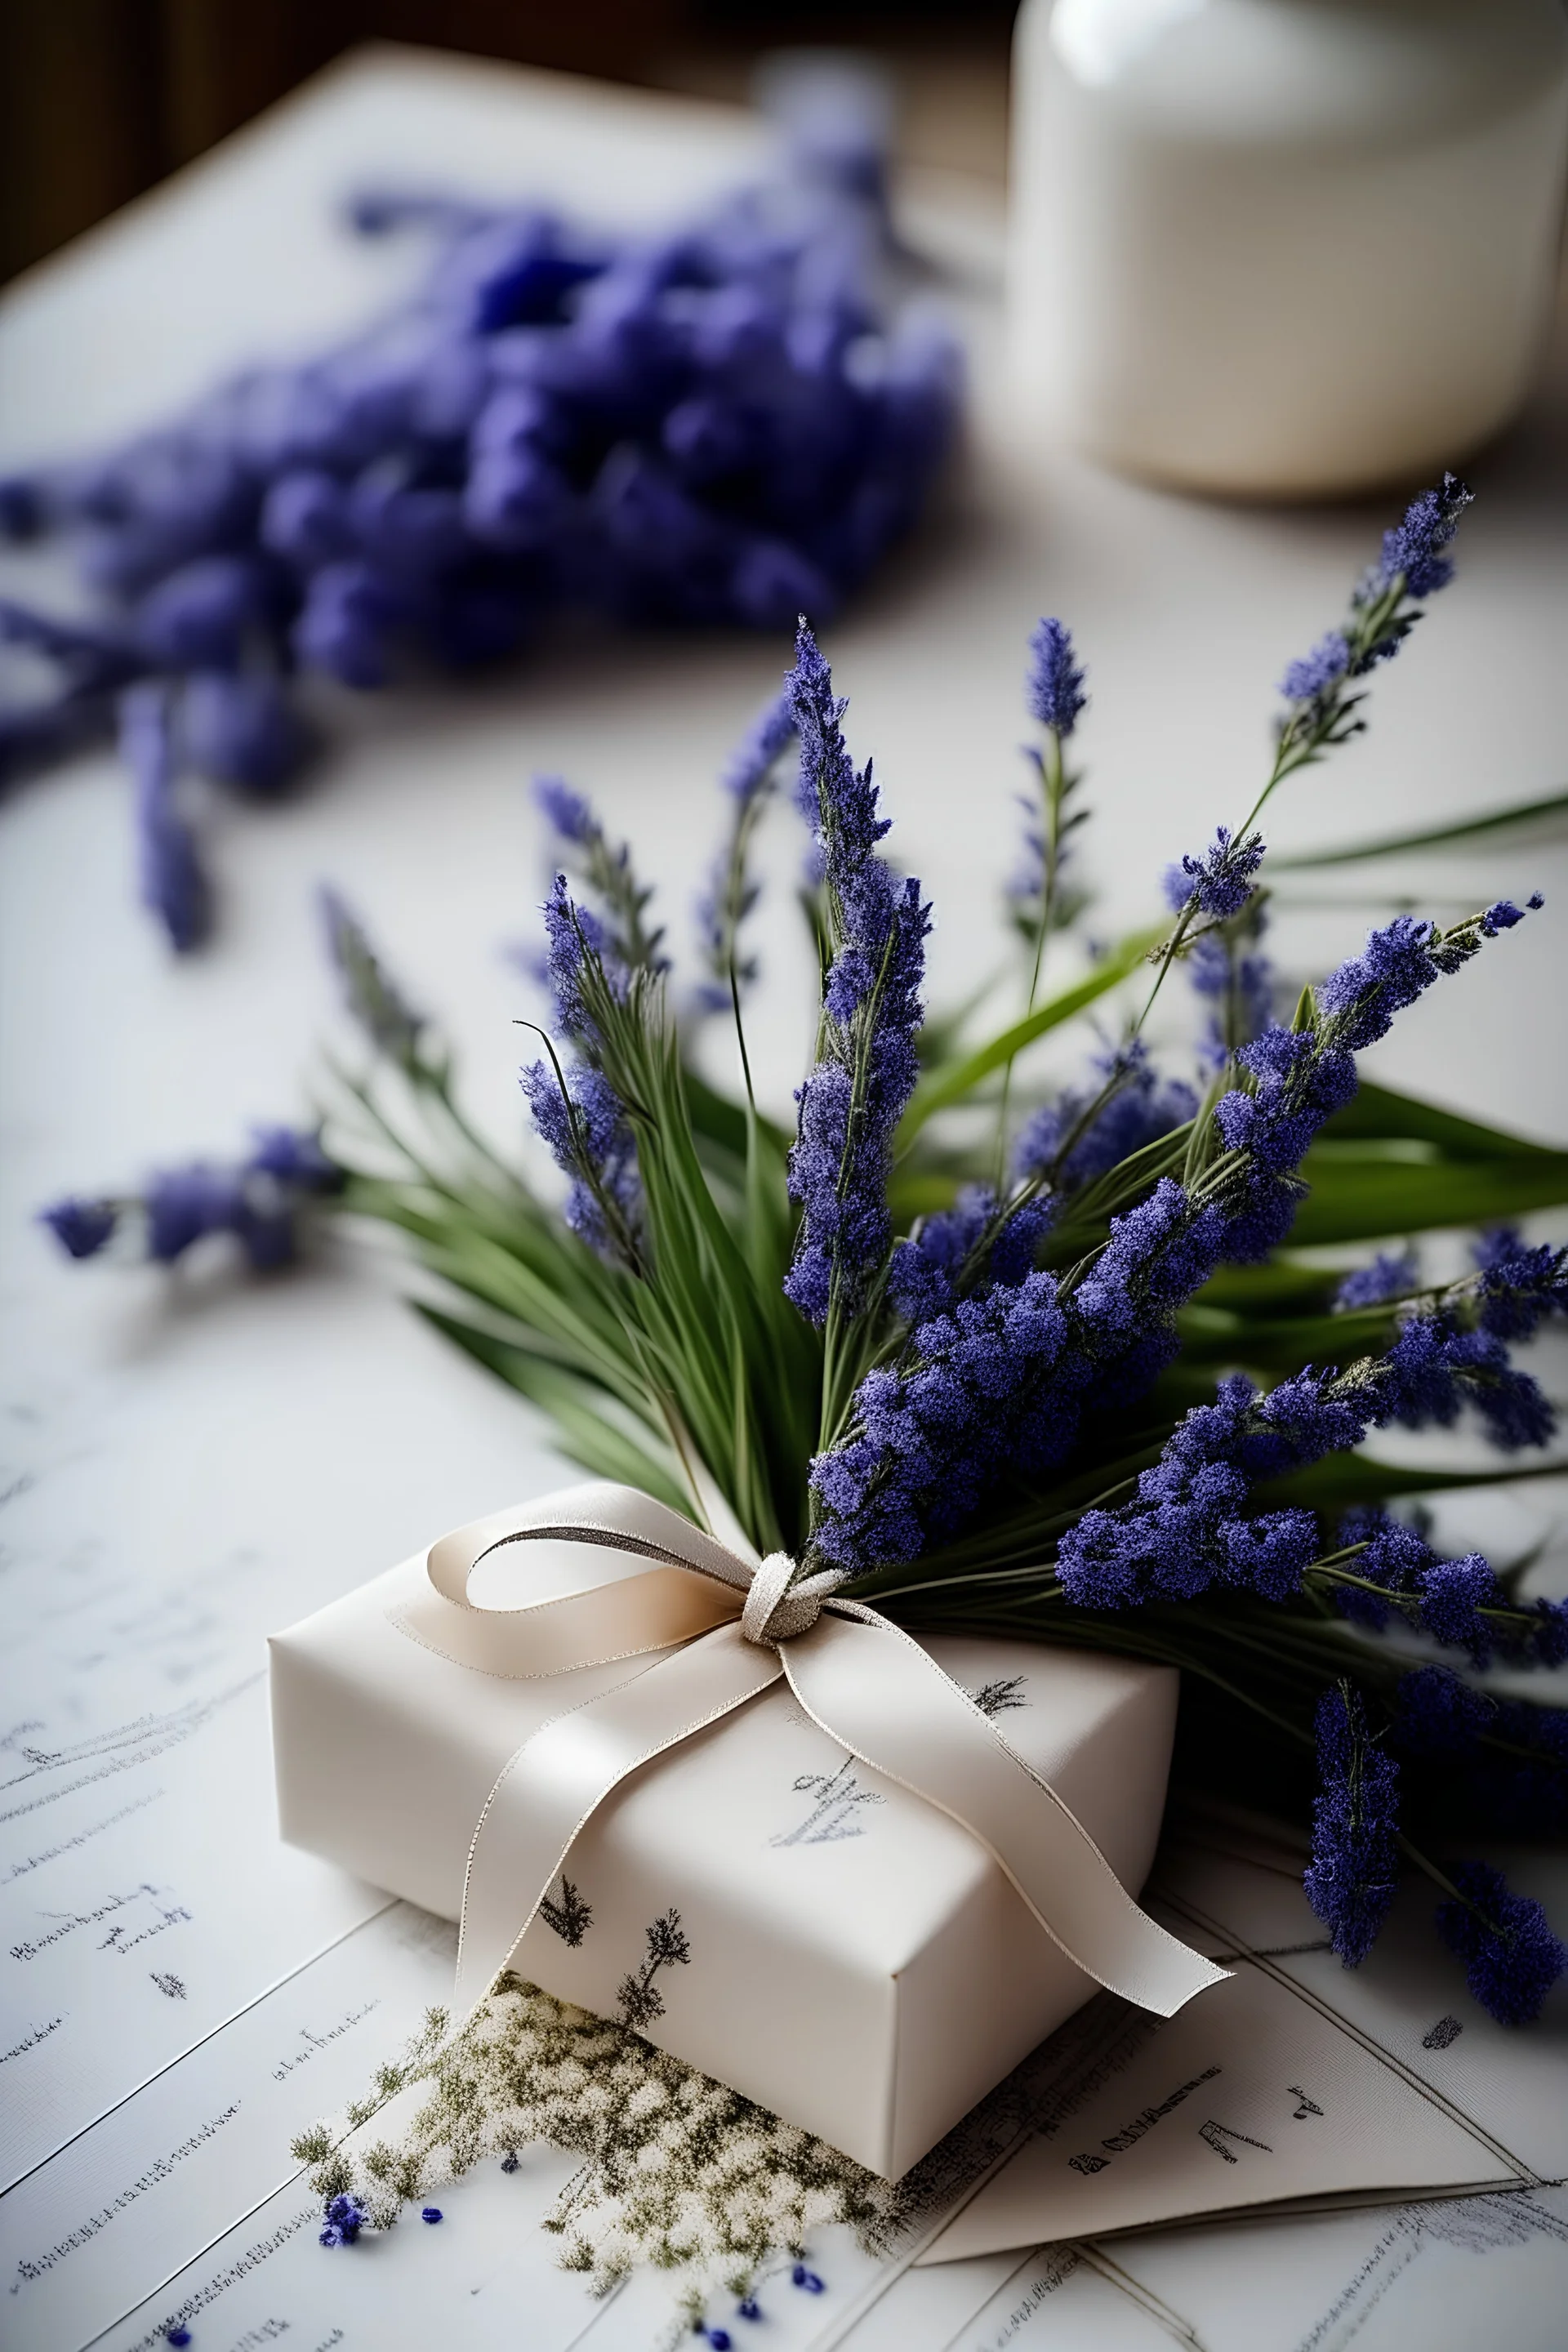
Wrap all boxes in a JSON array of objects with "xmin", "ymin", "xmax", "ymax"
[{"xmin": 1, "ymin": 42, "xmax": 1565, "ymax": 2352}]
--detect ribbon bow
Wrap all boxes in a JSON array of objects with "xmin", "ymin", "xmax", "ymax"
[{"xmin": 390, "ymin": 1481, "xmax": 1227, "ymax": 2024}]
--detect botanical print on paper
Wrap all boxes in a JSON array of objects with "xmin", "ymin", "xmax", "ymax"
[
  {"xmin": 771, "ymin": 1758, "xmax": 885, "ymax": 1846},
  {"xmin": 540, "ymin": 1876, "xmax": 594, "ymax": 1948},
  {"xmin": 970, "ymin": 1676, "xmax": 1029, "ymax": 1718},
  {"xmin": 616, "ymin": 1909, "xmax": 691, "ymax": 2029}
]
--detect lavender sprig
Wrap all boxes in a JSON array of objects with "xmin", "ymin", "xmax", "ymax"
[
  {"xmin": 522, "ymin": 1050, "xmax": 644, "ymax": 1272},
  {"xmin": 322, "ymin": 887, "xmax": 430, "ymax": 1077},
  {"xmin": 1142, "ymin": 474, "xmax": 1476, "ymax": 1033},
  {"xmin": 1303, "ymin": 1685, "xmax": 1401, "ymax": 1967},
  {"xmin": 38, "ymin": 1125, "xmax": 341, "ymax": 1272},
  {"xmin": 536, "ymin": 778, "xmax": 666, "ymax": 978},
  {"xmin": 693, "ymin": 689, "xmax": 797, "ymax": 1019},
  {"xmin": 783, "ymin": 625, "xmax": 929, "ymax": 1345},
  {"xmin": 1435, "ymin": 1863, "xmax": 1568, "ymax": 2026}
]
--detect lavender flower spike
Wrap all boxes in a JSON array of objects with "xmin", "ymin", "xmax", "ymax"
[
  {"xmin": 1025, "ymin": 617, "xmax": 1085, "ymax": 737},
  {"xmin": 1435, "ymin": 1862, "xmax": 1567, "ymax": 2026},
  {"xmin": 1163, "ymin": 826, "xmax": 1264, "ymax": 920},
  {"xmin": 321, "ymin": 887, "xmax": 427, "ymax": 1072},
  {"xmin": 1303, "ymin": 1684, "xmax": 1401, "ymax": 1968},
  {"xmin": 783, "ymin": 622, "xmax": 929, "ymax": 1324},
  {"xmin": 522, "ymin": 1056, "xmax": 642, "ymax": 1267},
  {"xmin": 1279, "ymin": 631, "xmax": 1351, "ymax": 706},
  {"xmin": 1379, "ymin": 472, "xmax": 1474, "ymax": 599},
  {"xmin": 720, "ymin": 688, "xmax": 796, "ymax": 804}
]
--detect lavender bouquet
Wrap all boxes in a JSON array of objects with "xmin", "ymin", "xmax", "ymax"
[{"xmin": 47, "ymin": 480, "xmax": 1568, "ymax": 2034}]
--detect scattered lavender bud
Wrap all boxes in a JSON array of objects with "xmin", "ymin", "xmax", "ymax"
[
  {"xmin": 38, "ymin": 1198, "xmax": 118, "ymax": 1259},
  {"xmin": 122, "ymin": 684, "xmax": 210, "ymax": 953}
]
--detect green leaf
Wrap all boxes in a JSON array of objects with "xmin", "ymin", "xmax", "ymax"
[
  {"xmin": 898, "ymin": 928, "xmax": 1162, "ymax": 1141},
  {"xmin": 1256, "ymin": 1450, "xmax": 1568, "ymax": 1511},
  {"xmin": 1272, "ymin": 786, "xmax": 1568, "ymax": 870},
  {"xmin": 416, "ymin": 1307, "xmax": 689, "ymax": 1512},
  {"xmin": 1317, "ymin": 1077, "xmax": 1562, "ymax": 1164},
  {"xmin": 1289, "ymin": 1154, "xmax": 1568, "ymax": 1245}
]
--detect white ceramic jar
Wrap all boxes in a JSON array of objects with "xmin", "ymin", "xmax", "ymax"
[{"xmin": 1010, "ymin": 0, "xmax": 1568, "ymax": 497}]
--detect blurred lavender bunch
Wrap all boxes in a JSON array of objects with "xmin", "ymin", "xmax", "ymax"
[
  {"xmin": 40, "ymin": 1125, "xmax": 341, "ymax": 1272},
  {"xmin": 0, "ymin": 65, "xmax": 959, "ymax": 951}
]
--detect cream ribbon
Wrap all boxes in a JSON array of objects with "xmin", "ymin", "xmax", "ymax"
[{"xmin": 389, "ymin": 1481, "xmax": 1227, "ymax": 2025}]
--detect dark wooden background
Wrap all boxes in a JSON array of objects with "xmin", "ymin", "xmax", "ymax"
[{"xmin": 0, "ymin": 0, "xmax": 1015, "ymax": 284}]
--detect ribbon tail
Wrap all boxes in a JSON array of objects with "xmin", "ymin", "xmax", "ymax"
[
  {"xmin": 784, "ymin": 1606, "xmax": 1227, "ymax": 2019},
  {"xmin": 454, "ymin": 1624, "xmax": 782, "ymax": 2018}
]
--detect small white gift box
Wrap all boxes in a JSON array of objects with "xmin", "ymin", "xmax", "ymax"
[{"xmin": 270, "ymin": 1489, "xmax": 1192, "ymax": 2178}]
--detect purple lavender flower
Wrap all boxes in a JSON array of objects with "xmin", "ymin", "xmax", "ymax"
[
  {"xmin": 693, "ymin": 690, "xmax": 797, "ymax": 1011},
  {"xmin": 1333, "ymin": 1250, "xmax": 1419, "ymax": 1312},
  {"xmin": 1057, "ymin": 1316, "xmax": 1556, "ymax": 1629},
  {"xmin": 1162, "ymin": 826, "xmax": 1264, "ymax": 920},
  {"xmin": 1480, "ymin": 897, "xmax": 1541, "ymax": 935},
  {"xmin": 1303, "ymin": 1686, "xmax": 1401, "ymax": 1968},
  {"xmin": 720, "ymin": 689, "xmax": 797, "ymax": 804},
  {"xmin": 182, "ymin": 670, "xmax": 309, "ymax": 795},
  {"xmin": 1187, "ymin": 920, "xmax": 1276, "ymax": 1070},
  {"xmin": 1013, "ymin": 1043, "xmax": 1197, "ymax": 1191},
  {"xmin": 1380, "ymin": 1313, "xmax": 1555, "ymax": 1453},
  {"xmin": 1472, "ymin": 1228, "xmax": 1568, "ymax": 1341},
  {"xmin": 145, "ymin": 1164, "xmax": 247, "ymax": 1262},
  {"xmin": 1379, "ymin": 473, "xmax": 1474, "ymax": 599},
  {"xmin": 122, "ymin": 684, "xmax": 210, "ymax": 953},
  {"xmin": 1417, "ymin": 1555, "xmax": 1498, "ymax": 1659},
  {"xmin": 292, "ymin": 562, "xmax": 399, "ymax": 689},
  {"xmin": 1331, "ymin": 1506, "xmax": 1568, "ymax": 1668},
  {"xmin": 1070, "ymin": 1178, "xmax": 1229, "ymax": 1362},
  {"xmin": 783, "ymin": 625, "xmax": 928, "ymax": 1325},
  {"xmin": 521, "ymin": 1057, "xmax": 641, "ymax": 1266},
  {"xmin": 39, "ymin": 1127, "xmax": 339, "ymax": 1276},
  {"xmin": 534, "ymin": 776, "xmax": 597, "ymax": 847},
  {"xmin": 38, "ymin": 1198, "xmax": 118, "ymax": 1259},
  {"xmin": 135, "ymin": 555, "xmax": 266, "ymax": 671},
  {"xmin": 809, "ymin": 1271, "xmax": 1077, "ymax": 1568},
  {"xmin": 1315, "ymin": 915, "xmax": 1445, "ymax": 1050},
  {"xmin": 1058, "ymin": 1373, "xmax": 1319, "ymax": 1609},
  {"xmin": 1391, "ymin": 1666, "xmax": 1493, "ymax": 1757},
  {"xmin": 1435, "ymin": 1862, "xmax": 1567, "ymax": 2026},
  {"xmin": 321, "ymin": 887, "xmax": 427, "ymax": 1071},
  {"xmin": 1274, "ymin": 476, "xmax": 1473, "ymax": 719},
  {"xmin": 319, "ymin": 2192, "xmax": 367, "ymax": 2248},
  {"xmin": 886, "ymin": 1186, "xmax": 1054, "ymax": 1323},
  {"xmin": 260, "ymin": 469, "xmax": 354, "ymax": 568},
  {"xmin": 1024, "ymin": 617, "xmax": 1085, "ymax": 736},
  {"xmin": 1330, "ymin": 1508, "xmax": 1434, "ymax": 1634},
  {"xmin": 541, "ymin": 874, "xmax": 626, "ymax": 1048},
  {"xmin": 535, "ymin": 781, "xmax": 665, "ymax": 976},
  {"xmin": 1213, "ymin": 1027, "xmax": 1359, "ymax": 1261},
  {"xmin": 1280, "ymin": 631, "xmax": 1351, "ymax": 705}
]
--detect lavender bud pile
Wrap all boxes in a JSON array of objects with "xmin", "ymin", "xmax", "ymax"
[{"xmin": 0, "ymin": 74, "xmax": 959, "ymax": 951}]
